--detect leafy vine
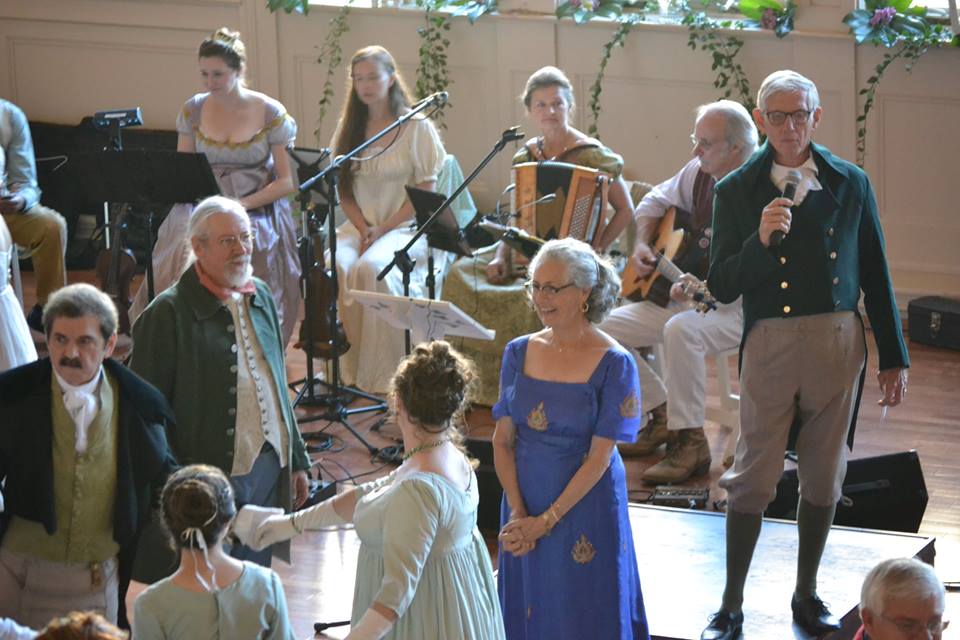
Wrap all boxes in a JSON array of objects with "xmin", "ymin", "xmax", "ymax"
[
  {"xmin": 414, "ymin": 0, "xmax": 454, "ymax": 127},
  {"xmin": 843, "ymin": 0, "xmax": 956, "ymax": 166},
  {"xmin": 313, "ymin": 1, "xmax": 354, "ymax": 142},
  {"xmin": 681, "ymin": 8, "xmax": 755, "ymax": 111},
  {"xmin": 587, "ymin": 17, "xmax": 641, "ymax": 136}
]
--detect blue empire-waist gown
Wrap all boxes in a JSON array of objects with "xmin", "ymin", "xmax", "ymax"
[{"xmin": 493, "ymin": 336, "xmax": 649, "ymax": 639}]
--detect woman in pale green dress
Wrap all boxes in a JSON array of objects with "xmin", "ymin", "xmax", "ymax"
[
  {"xmin": 133, "ymin": 465, "xmax": 294, "ymax": 639},
  {"xmin": 238, "ymin": 341, "xmax": 505, "ymax": 640}
]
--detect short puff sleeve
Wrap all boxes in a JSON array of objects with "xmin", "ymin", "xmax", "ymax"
[
  {"xmin": 492, "ymin": 338, "xmax": 523, "ymax": 421},
  {"xmin": 409, "ymin": 118, "xmax": 445, "ymax": 184},
  {"xmin": 593, "ymin": 348, "xmax": 642, "ymax": 442},
  {"xmin": 264, "ymin": 98, "xmax": 297, "ymax": 147},
  {"xmin": 176, "ymin": 95, "xmax": 202, "ymax": 137},
  {"xmin": 373, "ymin": 478, "xmax": 442, "ymax": 617},
  {"xmin": 575, "ymin": 145, "xmax": 624, "ymax": 179}
]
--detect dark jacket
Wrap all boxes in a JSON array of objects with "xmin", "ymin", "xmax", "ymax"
[{"xmin": 0, "ymin": 358, "xmax": 178, "ymax": 628}]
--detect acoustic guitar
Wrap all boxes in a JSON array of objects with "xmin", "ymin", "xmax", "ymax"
[{"xmin": 620, "ymin": 207, "xmax": 717, "ymax": 313}]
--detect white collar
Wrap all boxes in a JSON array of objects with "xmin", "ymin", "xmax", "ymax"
[{"xmin": 54, "ymin": 365, "xmax": 103, "ymax": 397}]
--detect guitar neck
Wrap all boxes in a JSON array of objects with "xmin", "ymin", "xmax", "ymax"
[{"xmin": 655, "ymin": 254, "xmax": 685, "ymax": 283}]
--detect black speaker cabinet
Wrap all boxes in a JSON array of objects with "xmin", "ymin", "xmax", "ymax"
[
  {"xmin": 765, "ymin": 450, "xmax": 928, "ymax": 533},
  {"xmin": 465, "ymin": 437, "xmax": 503, "ymax": 533}
]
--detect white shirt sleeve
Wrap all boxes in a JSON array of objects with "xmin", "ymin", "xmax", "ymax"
[{"xmin": 635, "ymin": 157, "xmax": 702, "ymax": 222}]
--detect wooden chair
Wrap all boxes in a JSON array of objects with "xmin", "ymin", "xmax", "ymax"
[{"xmin": 705, "ymin": 347, "xmax": 740, "ymax": 467}]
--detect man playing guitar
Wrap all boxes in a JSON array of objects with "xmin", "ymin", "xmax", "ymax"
[{"xmin": 602, "ymin": 100, "xmax": 757, "ymax": 483}]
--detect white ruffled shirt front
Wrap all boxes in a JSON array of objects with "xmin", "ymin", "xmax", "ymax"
[{"xmin": 53, "ymin": 366, "xmax": 103, "ymax": 454}]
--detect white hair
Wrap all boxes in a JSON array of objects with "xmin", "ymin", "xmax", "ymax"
[
  {"xmin": 696, "ymin": 99, "xmax": 759, "ymax": 163},
  {"xmin": 860, "ymin": 557, "xmax": 945, "ymax": 616},
  {"xmin": 187, "ymin": 196, "xmax": 250, "ymax": 242},
  {"xmin": 528, "ymin": 237, "xmax": 620, "ymax": 324},
  {"xmin": 756, "ymin": 69, "xmax": 820, "ymax": 113}
]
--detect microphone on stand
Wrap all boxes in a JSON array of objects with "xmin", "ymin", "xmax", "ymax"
[
  {"xmin": 501, "ymin": 126, "xmax": 525, "ymax": 143},
  {"xmin": 769, "ymin": 169, "xmax": 803, "ymax": 248},
  {"xmin": 477, "ymin": 220, "xmax": 545, "ymax": 259},
  {"xmin": 412, "ymin": 91, "xmax": 449, "ymax": 109}
]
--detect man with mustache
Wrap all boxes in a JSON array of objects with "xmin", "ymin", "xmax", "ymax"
[
  {"xmin": 0, "ymin": 283, "xmax": 178, "ymax": 630},
  {"xmin": 130, "ymin": 196, "xmax": 310, "ymax": 581}
]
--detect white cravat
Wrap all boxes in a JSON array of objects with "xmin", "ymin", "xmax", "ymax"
[
  {"xmin": 771, "ymin": 156, "xmax": 821, "ymax": 206},
  {"xmin": 54, "ymin": 367, "xmax": 103, "ymax": 454}
]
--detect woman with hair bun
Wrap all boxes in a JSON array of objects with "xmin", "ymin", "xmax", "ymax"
[
  {"xmin": 237, "ymin": 341, "xmax": 505, "ymax": 640},
  {"xmin": 493, "ymin": 237, "xmax": 649, "ymax": 639},
  {"xmin": 132, "ymin": 465, "xmax": 294, "ymax": 639},
  {"xmin": 130, "ymin": 27, "xmax": 301, "ymax": 346}
]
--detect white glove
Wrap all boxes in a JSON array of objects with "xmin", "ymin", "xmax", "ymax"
[
  {"xmin": 233, "ymin": 505, "xmax": 283, "ymax": 549},
  {"xmin": 345, "ymin": 608, "xmax": 393, "ymax": 640}
]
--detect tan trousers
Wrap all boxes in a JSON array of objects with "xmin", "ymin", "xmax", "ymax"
[
  {"xmin": 0, "ymin": 548, "xmax": 118, "ymax": 629},
  {"xmin": 2, "ymin": 203, "xmax": 67, "ymax": 305},
  {"xmin": 721, "ymin": 311, "xmax": 865, "ymax": 514}
]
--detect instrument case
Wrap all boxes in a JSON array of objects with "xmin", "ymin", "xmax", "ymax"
[{"xmin": 908, "ymin": 296, "xmax": 960, "ymax": 351}]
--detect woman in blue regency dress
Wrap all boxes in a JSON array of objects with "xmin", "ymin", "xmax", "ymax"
[
  {"xmin": 493, "ymin": 237, "xmax": 649, "ymax": 639},
  {"xmin": 130, "ymin": 28, "xmax": 301, "ymax": 346},
  {"xmin": 237, "ymin": 341, "xmax": 505, "ymax": 640}
]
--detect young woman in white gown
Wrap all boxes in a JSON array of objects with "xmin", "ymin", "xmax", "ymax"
[{"xmin": 329, "ymin": 45, "xmax": 446, "ymax": 394}]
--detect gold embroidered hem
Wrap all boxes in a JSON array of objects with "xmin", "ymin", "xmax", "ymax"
[{"xmin": 571, "ymin": 534, "xmax": 596, "ymax": 564}]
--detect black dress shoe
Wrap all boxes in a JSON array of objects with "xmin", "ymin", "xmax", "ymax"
[
  {"xmin": 701, "ymin": 609, "xmax": 744, "ymax": 640},
  {"xmin": 791, "ymin": 593, "xmax": 841, "ymax": 636}
]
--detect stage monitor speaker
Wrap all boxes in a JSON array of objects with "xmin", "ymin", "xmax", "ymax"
[
  {"xmin": 465, "ymin": 437, "xmax": 503, "ymax": 533},
  {"xmin": 765, "ymin": 450, "xmax": 928, "ymax": 533}
]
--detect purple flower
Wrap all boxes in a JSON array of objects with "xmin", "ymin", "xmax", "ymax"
[
  {"xmin": 869, "ymin": 6, "xmax": 897, "ymax": 27},
  {"xmin": 760, "ymin": 7, "xmax": 778, "ymax": 29}
]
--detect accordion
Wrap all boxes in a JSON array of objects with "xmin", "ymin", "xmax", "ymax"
[{"xmin": 511, "ymin": 161, "xmax": 610, "ymax": 249}]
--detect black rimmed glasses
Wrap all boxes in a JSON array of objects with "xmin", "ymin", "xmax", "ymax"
[
  {"xmin": 764, "ymin": 109, "xmax": 812, "ymax": 126},
  {"xmin": 524, "ymin": 281, "xmax": 577, "ymax": 297}
]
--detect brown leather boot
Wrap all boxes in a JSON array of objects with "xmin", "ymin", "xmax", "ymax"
[
  {"xmin": 619, "ymin": 404, "xmax": 668, "ymax": 457},
  {"xmin": 642, "ymin": 427, "xmax": 712, "ymax": 484}
]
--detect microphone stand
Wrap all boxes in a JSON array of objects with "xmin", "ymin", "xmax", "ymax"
[
  {"xmin": 377, "ymin": 126, "xmax": 524, "ymax": 355},
  {"xmin": 291, "ymin": 95, "xmax": 445, "ymax": 462}
]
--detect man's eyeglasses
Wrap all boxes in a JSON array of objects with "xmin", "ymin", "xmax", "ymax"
[
  {"xmin": 690, "ymin": 135, "xmax": 724, "ymax": 151},
  {"xmin": 524, "ymin": 281, "xmax": 576, "ymax": 297},
  {"xmin": 215, "ymin": 231, "xmax": 256, "ymax": 250},
  {"xmin": 764, "ymin": 109, "xmax": 812, "ymax": 126},
  {"xmin": 881, "ymin": 613, "xmax": 949, "ymax": 637}
]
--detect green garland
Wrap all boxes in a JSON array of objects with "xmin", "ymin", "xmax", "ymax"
[
  {"xmin": 415, "ymin": 0, "xmax": 454, "ymax": 127},
  {"xmin": 682, "ymin": 9, "xmax": 755, "ymax": 111},
  {"xmin": 843, "ymin": 0, "xmax": 956, "ymax": 166},
  {"xmin": 587, "ymin": 16, "xmax": 641, "ymax": 137},
  {"xmin": 313, "ymin": 1, "xmax": 354, "ymax": 142}
]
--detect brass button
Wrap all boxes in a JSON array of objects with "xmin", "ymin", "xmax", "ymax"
[
  {"xmin": 829, "ymin": 251, "xmax": 837, "ymax": 260},
  {"xmin": 827, "ymin": 228, "xmax": 835, "ymax": 236},
  {"xmin": 230, "ymin": 344, "xmax": 238, "ymax": 353},
  {"xmin": 780, "ymin": 281, "xmax": 789, "ymax": 289},
  {"xmin": 228, "ymin": 407, "xmax": 236, "ymax": 416},
  {"xmin": 226, "ymin": 428, "xmax": 235, "ymax": 436},
  {"xmin": 228, "ymin": 386, "xmax": 237, "ymax": 395},
  {"xmin": 780, "ymin": 256, "xmax": 787, "ymax": 265},
  {"xmin": 832, "ymin": 277, "xmax": 840, "ymax": 285},
  {"xmin": 783, "ymin": 305, "xmax": 791, "ymax": 314},
  {"xmin": 229, "ymin": 364, "xmax": 238, "ymax": 373},
  {"xmin": 834, "ymin": 300, "xmax": 840, "ymax": 306},
  {"xmin": 226, "ymin": 324, "xmax": 235, "ymax": 332}
]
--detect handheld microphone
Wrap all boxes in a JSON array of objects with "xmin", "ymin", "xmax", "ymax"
[{"xmin": 769, "ymin": 169, "xmax": 803, "ymax": 248}]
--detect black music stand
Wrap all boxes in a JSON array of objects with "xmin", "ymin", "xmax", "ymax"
[
  {"xmin": 69, "ymin": 150, "xmax": 220, "ymax": 299},
  {"xmin": 406, "ymin": 185, "xmax": 473, "ymax": 301}
]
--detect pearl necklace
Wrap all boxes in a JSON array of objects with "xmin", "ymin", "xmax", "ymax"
[{"xmin": 402, "ymin": 439, "xmax": 449, "ymax": 461}]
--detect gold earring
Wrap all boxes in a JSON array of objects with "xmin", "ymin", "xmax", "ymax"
[{"xmin": 581, "ymin": 301, "xmax": 590, "ymax": 313}]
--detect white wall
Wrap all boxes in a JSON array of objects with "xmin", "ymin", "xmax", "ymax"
[{"xmin": 1, "ymin": 0, "xmax": 957, "ymax": 300}]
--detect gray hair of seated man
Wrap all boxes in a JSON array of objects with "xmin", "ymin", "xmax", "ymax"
[
  {"xmin": 187, "ymin": 195, "xmax": 250, "ymax": 243},
  {"xmin": 859, "ymin": 557, "xmax": 945, "ymax": 616},
  {"xmin": 756, "ymin": 69, "xmax": 821, "ymax": 113},
  {"xmin": 529, "ymin": 237, "xmax": 620, "ymax": 324},
  {"xmin": 42, "ymin": 283, "xmax": 118, "ymax": 342},
  {"xmin": 696, "ymin": 99, "xmax": 759, "ymax": 164}
]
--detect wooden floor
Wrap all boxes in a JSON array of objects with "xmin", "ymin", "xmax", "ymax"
[{"xmin": 17, "ymin": 270, "xmax": 960, "ymax": 638}]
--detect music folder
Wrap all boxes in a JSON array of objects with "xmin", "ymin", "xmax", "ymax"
[{"xmin": 405, "ymin": 185, "xmax": 473, "ymax": 258}]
